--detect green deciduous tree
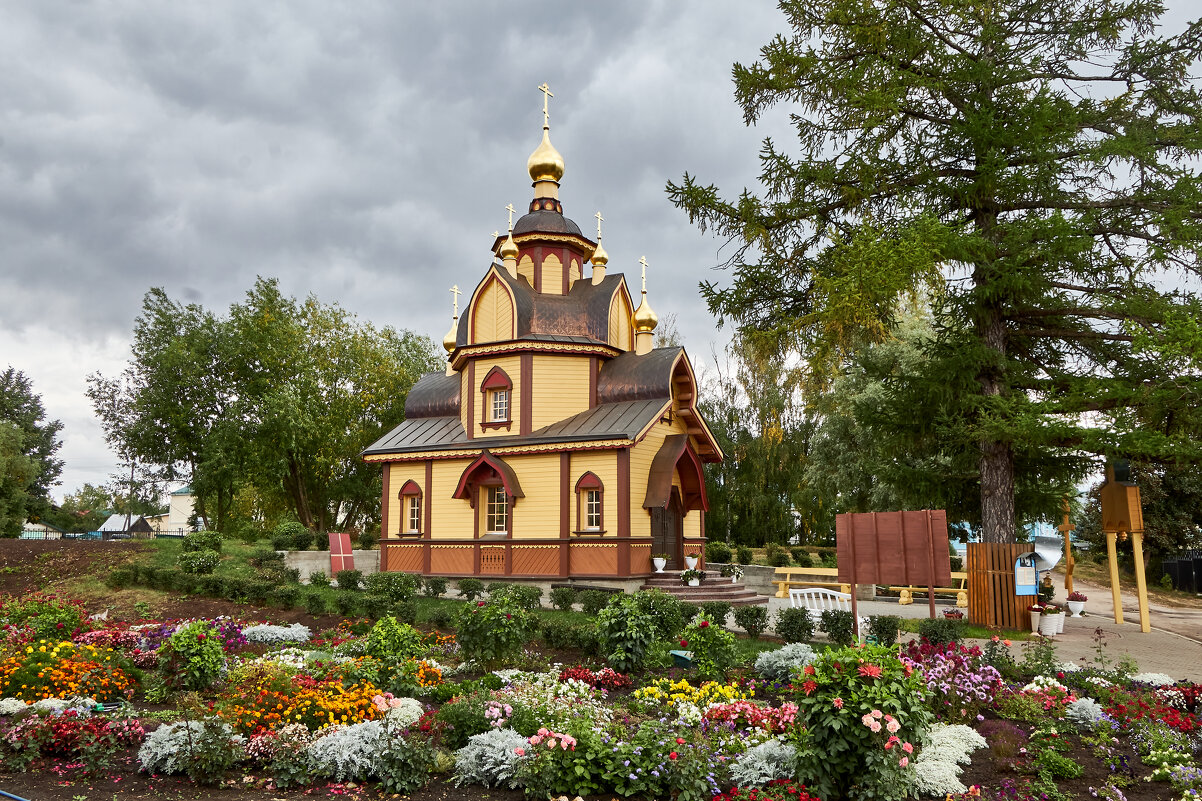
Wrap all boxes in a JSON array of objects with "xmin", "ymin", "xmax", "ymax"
[
  {"xmin": 671, "ymin": 0, "xmax": 1202, "ymax": 541},
  {"xmin": 89, "ymin": 278, "xmax": 440, "ymax": 534},
  {"xmin": 0, "ymin": 368, "xmax": 64, "ymax": 532},
  {"xmin": 0, "ymin": 422, "xmax": 37, "ymax": 537}
]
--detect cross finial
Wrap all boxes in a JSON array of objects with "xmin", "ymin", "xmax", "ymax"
[
  {"xmin": 639, "ymin": 256, "xmax": 648, "ymax": 294},
  {"xmin": 492, "ymin": 230, "xmax": 499, "ymax": 239},
  {"xmin": 594, "ymin": 211, "xmax": 604, "ymax": 241},
  {"xmin": 505, "ymin": 203, "xmax": 517, "ymax": 232},
  {"xmin": 450, "ymin": 285, "xmax": 461, "ymax": 318},
  {"xmin": 537, "ymin": 82, "xmax": 554, "ymax": 128}
]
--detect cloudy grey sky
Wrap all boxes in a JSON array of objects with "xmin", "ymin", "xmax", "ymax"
[{"xmin": 0, "ymin": 1, "xmax": 1195, "ymax": 501}]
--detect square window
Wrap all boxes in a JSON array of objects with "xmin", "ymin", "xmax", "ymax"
[{"xmin": 486, "ymin": 486, "xmax": 508, "ymax": 532}]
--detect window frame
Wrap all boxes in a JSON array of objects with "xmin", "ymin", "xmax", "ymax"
[
  {"xmin": 485, "ymin": 485, "xmax": 509, "ymax": 534},
  {"xmin": 396, "ymin": 479, "xmax": 423, "ymax": 538},
  {"xmin": 573, "ymin": 472, "xmax": 605, "ymax": 535},
  {"xmin": 479, "ymin": 366, "xmax": 514, "ymax": 431}
]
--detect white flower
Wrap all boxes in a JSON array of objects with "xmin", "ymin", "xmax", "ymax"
[
  {"xmin": 1130, "ymin": 672, "xmax": 1176, "ymax": 687},
  {"xmin": 0, "ymin": 698, "xmax": 29, "ymax": 716}
]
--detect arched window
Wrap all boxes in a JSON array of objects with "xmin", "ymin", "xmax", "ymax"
[
  {"xmin": 574, "ymin": 472, "xmax": 604, "ymax": 534},
  {"xmin": 479, "ymin": 366, "xmax": 513, "ymax": 431},
  {"xmin": 397, "ymin": 479, "xmax": 422, "ymax": 536}
]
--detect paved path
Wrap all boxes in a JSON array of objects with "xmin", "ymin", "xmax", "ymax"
[{"xmin": 755, "ymin": 578, "xmax": 1202, "ymax": 682}]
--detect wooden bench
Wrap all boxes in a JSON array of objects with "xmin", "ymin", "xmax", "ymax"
[
  {"xmin": 772, "ymin": 566, "xmax": 850, "ymax": 598},
  {"xmin": 891, "ymin": 571, "xmax": 969, "ymax": 608},
  {"xmin": 788, "ymin": 587, "xmax": 852, "ymax": 612}
]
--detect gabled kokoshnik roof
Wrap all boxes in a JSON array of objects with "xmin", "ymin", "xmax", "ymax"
[{"xmin": 361, "ymin": 346, "xmax": 693, "ymax": 459}]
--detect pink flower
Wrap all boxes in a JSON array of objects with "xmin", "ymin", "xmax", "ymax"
[
  {"xmin": 871, "ymin": 709, "xmax": 883, "ymax": 719},
  {"xmin": 546, "ymin": 739, "xmax": 556, "ymax": 749},
  {"xmin": 869, "ymin": 721, "xmax": 882, "ymax": 733},
  {"xmin": 514, "ymin": 748, "xmax": 525, "ymax": 756},
  {"xmin": 886, "ymin": 719, "xmax": 901, "ymax": 733},
  {"xmin": 832, "ymin": 697, "xmax": 844, "ymax": 709},
  {"xmin": 899, "ymin": 757, "xmax": 909, "ymax": 768},
  {"xmin": 902, "ymin": 742, "xmax": 913, "ymax": 754},
  {"xmin": 858, "ymin": 663, "xmax": 883, "ymax": 679}
]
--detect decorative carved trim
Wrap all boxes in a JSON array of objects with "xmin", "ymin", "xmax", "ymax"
[{"xmin": 363, "ymin": 440, "xmax": 630, "ymax": 463}]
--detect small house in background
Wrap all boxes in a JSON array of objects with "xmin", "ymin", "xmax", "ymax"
[
  {"xmin": 20, "ymin": 521, "xmax": 63, "ymax": 540},
  {"xmin": 167, "ymin": 485, "xmax": 198, "ymax": 533},
  {"xmin": 93, "ymin": 514, "xmax": 153, "ymax": 540}
]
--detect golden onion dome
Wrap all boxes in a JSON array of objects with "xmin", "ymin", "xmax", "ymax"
[
  {"xmin": 527, "ymin": 126, "xmax": 565, "ymax": 183},
  {"xmin": 442, "ymin": 319, "xmax": 458, "ymax": 353},
  {"xmin": 499, "ymin": 233, "xmax": 519, "ymax": 261},
  {"xmin": 632, "ymin": 293, "xmax": 658, "ymax": 333},
  {"xmin": 591, "ymin": 239, "xmax": 609, "ymax": 268}
]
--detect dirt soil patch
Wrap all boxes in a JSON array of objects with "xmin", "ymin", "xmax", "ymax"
[{"xmin": 0, "ymin": 539, "xmax": 145, "ymax": 597}]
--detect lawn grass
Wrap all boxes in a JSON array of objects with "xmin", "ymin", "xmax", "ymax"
[{"xmin": 896, "ymin": 617, "xmax": 1032, "ymax": 640}]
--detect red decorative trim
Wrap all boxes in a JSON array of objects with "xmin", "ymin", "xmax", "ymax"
[
  {"xmin": 575, "ymin": 471, "xmax": 604, "ymax": 535},
  {"xmin": 479, "ymin": 365, "xmax": 513, "ymax": 431},
  {"xmin": 480, "ymin": 366, "xmax": 512, "ymax": 391},
  {"xmin": 452, "ymin": 452, "xmax": 525, "ymax": 505},
  {"xmin": 423, "ymin": 461, "xmax": 432, "ymax": 573},
  {"xmin": 617, "ymin": 448, "xmax": 630, "ymax": 544},
  {"xmin": 381, "ymin": 463, "xmax": 390, "ymax": 541},
  {"xmin": 589, "ymin": 356, "xmax": 598, "ymax": 408},
  {"xmin": 452, "ymin": 342, "xmax": 620, "ymax": 370},
  {"xmin": 398, "ymin": 479, "xmax": 422, "ymax": 497},
  {"xmin": 533, "ymin": 246, "xmax": 543, "ymax": 292},
  {"xmin": 574, "ymin": 471, "xmax": 604, "ymax": 491},
  {"xmin": 520, "ymin": 353, "xmax": 533, "ymax": 435},
  {"xmin": 466, "ymin": 361, "xmax": 475, "ymax": 439}
]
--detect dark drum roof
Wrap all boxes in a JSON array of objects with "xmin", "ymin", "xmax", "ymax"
[
  {"xmin": 596, "ymin": 347, "xmax": 683, "ymax": 404},
  {"xmin": 456, "ymin": 269, "xmax": 628, "ymax": 347},
  {"xmin": 512, "ymin": 209, "xmax": 585, "ymax": 238},
  {"xmin": 361, "ymin": 398, "xmax": 669, "ymax": 458},
  {"xmin": 403, "ymin": 372, "xmax": 460, "ymax": 418}
]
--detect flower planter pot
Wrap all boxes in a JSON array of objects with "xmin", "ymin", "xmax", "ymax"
[
  {"xmin": 1054, "ymin": 613, "xmax": 1065, "ymax": 633},
  {"xmin": 687, "ymin": 578, "xmax": 700, "ymax": 587},
  {"xmin": 1029, "ymin": 611, "xmax": 1042, "ymax": 632},
  {"xmin": 684, "ymin": 556, "xmax": 699, "ymax": 570},
  {"xmin": 1039, "ymin": 615, "xmax": 1058, "ymax": 636},
  {"xmin": 1067, "ymin": 600, "xmax": 1085, "ymax": 617},
  {"xmin": 652, "ymin": 558, "xmax": 667, "ymax": 573}
]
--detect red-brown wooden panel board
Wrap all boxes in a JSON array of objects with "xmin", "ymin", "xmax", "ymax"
[
  {"xmin": 836, "ymin": 510, "xmax": 952, "ymax": 587},
  {"xmin": 328, "ymin": 532, "xmax": 354, "ymax": 574}
]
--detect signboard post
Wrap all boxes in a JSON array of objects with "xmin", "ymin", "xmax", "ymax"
[{"xmin": 1100, "ymin": 462, "xmax": 1150, "ymax": 633}]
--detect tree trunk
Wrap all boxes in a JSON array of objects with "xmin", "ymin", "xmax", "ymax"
[
  {"xmin": 286, "ymin": 457, "xmax": 314, "ymax": 531},
  {"xmin": 975, "ymin": 292, "xmax": 1016, "ymax": 543}
]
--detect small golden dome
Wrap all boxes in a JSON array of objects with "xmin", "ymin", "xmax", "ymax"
[
  {"xmin": 632, "ymin": 293, "xmax": 658, "ymax": 333},
  {"xmin": 591, "ymin": 239, "xmax": 609, "ymax": 268},
  {"xmin": 499, "ymin": 233, "xmax": 519, "ymax": 261},
  {"xmin": 527, "ymin": 126, "xmax": 564, "ymax": 183},
  {"xmin": 442, "ymin": 318, "xmax": 458, "ymax": 353}
]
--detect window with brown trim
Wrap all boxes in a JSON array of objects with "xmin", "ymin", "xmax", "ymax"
[
  {"xmin": 398, "ymin": 479, "xmax": 422, "ymax": 536},
  {"xmin": 574, "ymin": 472, "xmax": 604, "ymax": 534},
  {"xmin": 485, "ymin": 485, "xmax": 508, "ymax": 533},
  {"xmin": 479, "ymin": 366, "xmax": 513, "ymax": 431}
]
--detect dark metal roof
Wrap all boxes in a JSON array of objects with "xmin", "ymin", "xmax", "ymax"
[
  {"xmin": 455, "ymin": 269, "xmax": 628, "ymax": 347},
  {"xmin": 513, "ymin": 209, "xmax": 585, "ymax": 237},
  {"xmin": 403, "ymin": 372, "xmax": 460, "ymax": 418},
  {"xmin": 596, "ymin": 347, "xmax": 683, "ymax": 404},
  {"xmin": 361, "ymin": 398, "xmax": 668, "ymax": 458}
]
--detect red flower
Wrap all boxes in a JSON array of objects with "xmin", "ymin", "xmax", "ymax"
[
  {"xmin": 858, "ymin": 663, "xmax": 883, "ymax": 679},
  {"xmin": 833, "ymin": 697, "xmax": 844, "ymax": 709},
  {"xmin": 668, "ymin": 751, "xmax": 678, "ymax": 760},
  {"xmin": 802, "ymin": 680, "xmax": 818, "ymax": 696},
  {"xmin": 198, "ymin": 633, "xmax": 206, "ymax": 640},
  {"xmin": 506, "ymin": 614, "xmax": 512, "ymax": 620},
  {"xmin": 700, "ymin": 620, "xmax": 710, "ymax": 628},
  {"xmin": 803, "ymin": 665, "xmax": 816, "ymax": 676},
  {"xmin": 477, "ymin": 601, "xmax": 486, "ymax": 607},
  {"xmin": 676, "ymin": 737, "xmax": 685, "ymax": 745},
  {"xmin": 680, "ymin": 639, "xmax": 688, "ymax": 648}
]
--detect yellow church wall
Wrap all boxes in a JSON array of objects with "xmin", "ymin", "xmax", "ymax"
[
  {"xmin": 505, "ymin": 453, "xmax": 560, "ymax": 538},
  {"xmin": 385, "ymin": 464, "xmax": 423, "ymax": 538},
  {"xmin": 540, "ymin": 253, "xmax": 562, "ymax": 295},
  {"xmin": 628, "ymin": 415, "xmax": 688, "ymax": 538},
  {"xmin": 471, "ymin": 277, "xmax": 514, "ymax": 344},
  {"xmin": 569, "ymin": 258, "xmax": 580, "ymax": 288},
  {"xmin": 474, "ymin": 354, "xmax": 523, "ymax": 438},
  {"xmin": 608, "ymin": 292, "xmax": 632, "ymax": 351},
  {"xmin": 529, "ymin": 355, "xmax": 591, "ymax": 430},
  {"xmin": 430, "ymin": 458, "xmax": 475, "ymax": 538},
  {"xmin": 517, "ymin": 255, "xmax": 535, "ymax": 286},
  {"xmin": 568, "ymin": 450, "xmax": 618, "ymax": 532}
]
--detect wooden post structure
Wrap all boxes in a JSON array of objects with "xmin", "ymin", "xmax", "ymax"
[
  {"xmin": 1058, "ymin": 498, "xmax": 1075, "ymax": 595},
  {"xmin": 1101, "ymin": 462, "xmax": 1150, "ymax": 633}
]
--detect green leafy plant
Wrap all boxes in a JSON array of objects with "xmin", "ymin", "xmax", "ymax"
[
  {"xmin": 0, "ymin": 593, "xmax": 88, "ymax": 639},
  {"xmin": 680, "ymin": 568, "xmax": 707, "ymax": 584},
  {"xmin": 734, "ymin": 604, "xmax": 769, "ymax": 639},
  {"xmin": 457, "ymin": 578, "xmax": 485, "ymax": 600},
  {"xmin": 634, "ymin": 589, "xmax": 685, "ymax": 638},
  {"xmin": 700, "ymin": 601, "xmax": 732, "ymax": 626},
  {"xmin": 917, "ymin": 617, "xmax": 964, "ymax": 646},
  {"xmin": 682, "ymin": 613, "xmax": 738, "ymax": 680},
  {"xmin": 578, "ymin": 589, "xmax": 610, "ymax": 615},
  {"xmin": 182, "ymin": 530, "xmax": 224, "ymax": 553},
  {"xmin": 364, "ymin": 572, "xmax": 420, "ymax": 603},
  {"xmin": 491, "ymin": 583, "xmax": 541, "ymax": 611},
  {"xmin": 596, "ymin": 593, "xmax": 657, "ymax": 672},
  {"xmin": 867, "ymin": 615, "xmax": 901, "ymax": 646},
  {"xmin": 423, "ymin": 577, "xmax": 448, "ymax": 598},
  {"xmin": 335, "ymin": 569, "xmax": 363, "ymax": 591},
  {"xmin": 549, "ymin": 586, "xmax": 578, "ymax": 611},
  {"xmin": 178, "ymin": 549, "xmax": 220, "ymax": 575},
  {"xmin": 769, "ymin": 551, "xmax": 792, "ymax": 567},
  {"xmin": 706, "ymin": 541, "xmax": 733, "ymax": 563},
  {"xmin": 307, "ymin": 570, "xmax": 330, "ymax": 587},
  {"xmin": 158, "ymin": 621, "xmax": 225, "ymax": 691},
  {"xmin": 819, "ymin": 609, "xmax": 856, "ymax": 647},
  {"xmin": 736, "ymin": 545, "xmax": 755, "ymax": 564},
  {"xmin": 456, "ymin": 598, "xmax": 532, "ymax": 666},
  {"xmin": 776, "ymin": 608, "xmax": 815, "ymax": 643}
]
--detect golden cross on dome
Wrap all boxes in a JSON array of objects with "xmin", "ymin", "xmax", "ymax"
[
  {"xmin": 450, "ymin": 285, "xmax": 461, "ymax": 318},
  {"xmin": 595, "ymin": 211, "xmax": 604, "ymax": 241},
  {"xmin": 505, "ymin": 203, "xmax": 517, "ymax": 231},
  {"xmin": 639, "ymin": 256, "xmax": 648, "ymax": 293},
  {"xmin": 537, "ymin": 82, "xmax": 554, "ymax": 127}
]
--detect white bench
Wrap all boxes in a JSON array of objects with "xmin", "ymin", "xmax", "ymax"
[{"xmin": 788, "ymin": 588, "xmax": 867, "ymax": 638}]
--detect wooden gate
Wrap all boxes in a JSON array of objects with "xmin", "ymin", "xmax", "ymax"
[
  {"xmin": 967, "ymin": 542, "xmax": 1037, "ymax": 631},
  {"xmin": 651, "ymin": 488, "xmax": 684, "ymax": 568}
]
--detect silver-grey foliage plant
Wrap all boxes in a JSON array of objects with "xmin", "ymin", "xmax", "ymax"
[
  {"xmin": 728, "ymin": 738, "xmax": 798, "ymax": 787},
  {"xmin": 755, "ymin": 643, "xmax": 817, "ymax": 682},
  {"xmin": 452, "ymin": 727, "xmax": 530, "ymax": 788}
]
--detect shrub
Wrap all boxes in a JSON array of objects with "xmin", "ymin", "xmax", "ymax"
[
  {"xmin": 633, "ymin": 589, "xmax": 685, "ymax": 637},
  {"xmin": 365, "ymin": 572, "xmax": 420, "ymax": 603},
  {"xmin": 0, "ymin": 594, "xmax": 89, "ymax": 640},
  {"xmin": 158, "ymin": 621, "xmax": 225, "ymax": 691},
  {"xmin": 578, "ymin": 589, "xmax": 609, "ymax": 615},
  {"xmin": 733, "ymin": 604, "xmax": 769, "ymax": 639},
  {"xmin": 105, "ymin": 567, "xmax": 135, "ymax": 589},
  {"xmin": 246, "ymin": 580, "xmax": 273, "ymax": 605},
  {"xmin": 422, "ymin": 577, "xmax": 448, "ymax": 598},
  {"xmin": 271, "ymin": 585, "xmax": 301, "ymax": 608},
  {"xmin": 456, "ymin": 598, "xmax": 532, "ymax": 666},
  {"xmin": 492, "ymin": 583, "xmax": 541, "ymax": 611},
  {"xmin": 681, "ymin": 613, "xmax": 737, "ymax": 681},
  {"xmin": 457, "ymin": 578, "xmax": 486, "ymax": 601},
  {"xmin": 549, "ymin": 586, "xmax": 578, "ymax": 611},
  {"xmin": 335, "ymin": 569, "xmax": 364, "ymax": 591},
  {"xmin": 769, "ymin": 550, "xmax": 792, "ymax": 567},
  {"xmin": 485, "ymin": 582, "xmax": 510, "ymax": 596},
  {"xmin": 360, "ymin": 593, "xmax": 391, "ymax": 619},
  {"xmin": 596, "ymin": 593, "xmax": 657, "ymax": 672},
  {"xmin": 819, "ymin": 552, "xmax": 837, "ymax": 568},
  {"xmin": 335, "ymin": 591, "xmax": 363, "ymax": 616},
  {"xmin": 392, "ymin": 600, "xmax": 417, "ymax": 625},
  {"xmin": 248, "ymin": 548, "xmax": 285, "ymax": 569},
  {"xmin": 178, "ymin": 549, "xmax": 221, "ymax": 575},
  {"xmin": 425, "ymin": 607, "xmax": 454, "ymax": 630},
  {"xmin": 729, "ymin": 739, "xmax": 798, "ymax": 787},
  {"xmin": 452, "ymin": 727, "xmax": 528, "ymax": 788},
  {"xmin": 706, "ymin": 541, "xmax": 732, "ymax": 563},
  {"xmin": 375, "ymin": 733, "xmax": 435, "ymax": 794},
  {"xmin": 793, "ymin": 643, "xmax": 934, "ymax": 801},
  {"xmin": 775, "ymin": 607, "xmax": 815, "ymax": 644},
  {"xmin": 307, "ymin": 570, "xmax": 330, "ymax": 587},
  {"xmin": 182, "ymin": 530, "xmax": 223, "ymax": 553},
  {"xmin": 538, "ymin": 619, "xmax": 598, "ymax": 652},
  {"xmin": 700, "ymin": 601, "xmax": 732, "ymax": 626},
  {"xmin": 363, "ymin": 617, "xmax": 425, "ymax": 663},
  {"xmin": 819, "ymin": 609, "xmax": 856, "ymax": 647},
  {"xmin": 357, "ymin": 530, "xmax": 379, "ymax": 550},
  {"xmin": 755, "ymin": 642, "xmax": 817, "ymax": 682},
  {"xmin": 270, "ymin": 533, "xmax": 293, "ymax": 551},
  {"xmin": 736, "ymin": 545, "xmax": 755, "ymax": 565},
  {"xmin": 303, "ymin": 590, "xmax": 329, "ymax": 616},
  {"xmin": 273, "ymin": 521, "xmax": 310, "ymax": 550},
  {"xmin": 138, "ymin": 719, "xmax": 244, "ymax": 784},
  {"xmin": 918, "ymin": 618, "xmax": 964, "ymax": 646},
  {"xmin": 868, "ymin": 615, "xmax": 902, "ymax": 646},
  {"xmin": 679, "ymin": 601, "xmax": 702, "ymax": 625}
]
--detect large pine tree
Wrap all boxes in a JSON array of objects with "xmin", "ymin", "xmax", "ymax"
[{"xmin": 671, "ymin": 0, "xmax": 1202, "ymax": 541}]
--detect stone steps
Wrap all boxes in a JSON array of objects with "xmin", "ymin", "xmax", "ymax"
[{"xmin": 638, "ymin": 570, "xmax": 768, "ymax": 606}]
